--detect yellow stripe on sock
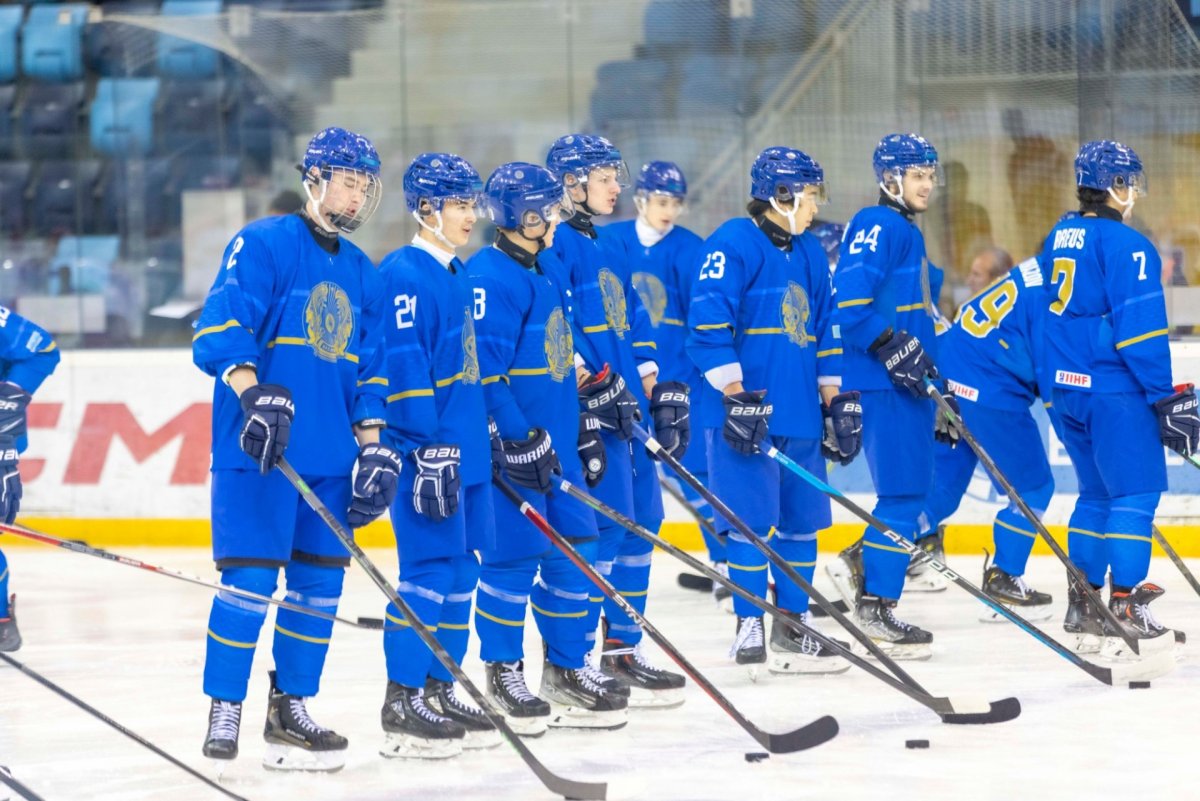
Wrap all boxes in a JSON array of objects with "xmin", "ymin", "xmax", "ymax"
[
  {"xmin": 385, "ymin": 612, "xmax": 436, "ymax": 630},
  {"xmin": 1067, "ymin": 527, "xmax": 1105, "ymax": 540},
  {"xmin": 1104, "ymin": 532, "xmax": 1153, "ymax": 544},
  {"xmin": 786, "ymin": 561, "xmax": 817, "ymax": 568},
  {"xmin": 589, "ymin": 597, "xmax": 604, "ymax": 603},
  {"xmin": 438, "ymin": 622, "xmax": 470, "ymax": 631},
  {"xmin": 474, "ymin": 608, "xmax": 526, "ymax": 627},
  {"xmin": 530, "ymin": 602, "xmax": 588, "ymax": 619},
  {"xmin": 863, "ymin": 540, "xmax": 910, "ymax": 555},
  {"xmin": 995, "ymin": 518, "xmax": 1037, "ymax": 539},
  {"xmin": 274, "ymin": 624, "xmax": 331, "ymax": 645},
  {"xmin": 207, "ymin": 629, "xmax": 256, "ymax": 649},
  {"xmin": 728, "ymin": 561, "xmax": 768, "ymax": 572},
  {"xmin": 616, "ymin": 589, "xmax": 649, "ymax": 598}
]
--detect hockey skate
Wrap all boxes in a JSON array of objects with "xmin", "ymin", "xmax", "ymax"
[
  {"xmin": 601, "ymin": 632, "xmax": 685, "ymax": 709},
  {"xmin": 202, "ymin": 698, "xmax": 242, "ymax": 770},
  {"xmin": 730, "ymin": 615, "xmax": 766, "ymax": 680},
  {"xmin": 1099, "ymin": 583, "xmax": 1179, "ymax": 662},
  {"xmin": 825, "ymin": 539, "xmax": 863, "ymax": 610},
  {"xmin": 262, "ymin": 671, "xmax": 348, "ymax": 772},
  {"xmin": 539, "ymin": 660, "xmax": 628, "ymax": 730},
  {"xmin": 712, "ymin": 561, "xmax": 734, "ymax": 614},
  {"xmin": 1062, "ymin": 577, "xmax": 1104, "ymax": 654},
  {"xmin": 979, "ymin": 554, "xmax": 1053, "ymax": 623},
  {"xmin": 768, "ymin": 612, "xmax": 851, "ymax": 675},
  {"xmin": 425, "ymin": 678, "xmax": 501, "ymax": 750},
  {"xmin": 905, "ymin": 526, "xmax": 948, "ymax": 592},
  {"xmin": 854, "ymin": 593, "xmax": 932, "ymax": 660},
  {"xmin": 485, "ymin": 660, "xmax": 550, "ymax": 737},
  {"xmin": 380, "ymin": 681, "xmax": 465, "ymax": 759},
  {"xmin": 0, "ymin": 594, "xmax": 20, "ymax": 652}
]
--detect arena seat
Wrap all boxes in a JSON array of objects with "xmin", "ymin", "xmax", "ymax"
[
  {"xmin": 157, "ymin": 0, "xmax": 223, "ymax": 79},
  {"xmin": 91, "ymin": 77, "xmax": 161, "ymax": 156},
  {"xmin": 0, "ymin": 161, "xmax": 34, "ymax": 234},
  {"xmin": 0, "ymin": 6, "xmax": 24, "ymax": 84},
  {"xmin": 32, "ymin": 159, "xmax": 105, "ymax": 235},
  {"xmin": 20, "ymin": 80, "xmax": 86, "ymax": 157},
  {"xmin": 21, "ymin": 4, "xmax": 89, "ymax": 82}
]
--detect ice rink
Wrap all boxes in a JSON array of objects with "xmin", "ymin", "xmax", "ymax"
[{"xmin": 1, "ymin": 546, "xmax": 1198, "ymax": 801}]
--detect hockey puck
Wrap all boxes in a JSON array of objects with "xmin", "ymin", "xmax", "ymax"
[
  {"xmin": 1128, "ymin": 681, "xmax": 1151, "ymax": 689},
  {"xmin": 744, "ymin": 752, "xmax": 769, "ymax": 763},
  {"xmin": 905, "ymin": 739, "xmax": 930, "ymax": 749}
]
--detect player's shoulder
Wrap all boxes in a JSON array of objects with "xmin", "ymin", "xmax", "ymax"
[
  {"xmin": 1011, "ymin": 257, "xmax": 1044, "ymax": 289},
  {"xmin": 846, "ymin": 204, "xmax": 900, "ymax": 230},
  {"xmin": 665, "ymin": 224, "xmax": 703, "ymax": 249},
  {"xmin": 599, "ymin": 219, "xmax": 637, "ymax": 242},
  {"xmin": 232, "ymin": 214, "xmax": 298, "ymax": 250},
  {"xmin": 705, "ymin": 216, "xmax": 756, "ymax": 247},
  {"xmin": 1094, "ymin": 218, "xmax": 1156, "ymax": 255}
]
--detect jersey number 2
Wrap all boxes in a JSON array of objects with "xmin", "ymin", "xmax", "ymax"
[{"xmin": 1048, "ymin": 258, "xmax": 1075, "ymax": 316}]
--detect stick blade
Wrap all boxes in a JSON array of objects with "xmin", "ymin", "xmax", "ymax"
[
  {"xmin": 759, "ymin": 714, "xmax": 840, "ymax": 754},
  {"xmin": 676, "ymin": 572, "xmax": 714, "ymax": 592},
  {"xmin": 939, "ymin": 696, "xmax": 1021, "ymax": 725}
]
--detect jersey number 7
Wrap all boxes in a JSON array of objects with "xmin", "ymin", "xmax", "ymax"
[{"xmin": 1048, "ymin": 258, "xmax": 1075, "ymax": 316}]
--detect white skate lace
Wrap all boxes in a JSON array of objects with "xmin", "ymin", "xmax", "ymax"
[
  {"xmin": 581, "ymin": 654, "xmax": 619, "ymax": 688},
  {"xmin": 729, "ymin": 617, "xmax": 764, "ymax": 658},
  {"xmin": 499, "ymin": 663, "xmax": 539, "ymax": 702},
  {"xmin": 208, "ymin": 701, "xmax": 241, "ymax": 741},
  {"xmin": 408, "ymin": 690, "xmax": 449, "ymax": 724},
  {"xmin": 882, "ymin": 605, "xmax": 914, "ymax": 632},
  {"xmin": 795, "ymin": 612, "xmax": 825, "ymax": 656},
  {"xmin": 286, "ymin": 697, "xmax": 329, "ymax": 734},
  {"xmin": 574, "ymin": 666, "xmax": 606, "ymax": 694},
  {"xmin": 1133, "ymin": 600, "xmax": 1165, "ymax": 632},
  {"xmin": 444, "ymin": 683, "xmax": 483, "ymax": 716}
]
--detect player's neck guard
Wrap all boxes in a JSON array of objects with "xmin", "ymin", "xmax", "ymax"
[
  {"xmin": 877, "ymin": 190, "xmax": 914, "ymax": 221},
  {"xmin": 297, "ymin": 209, "xmax": 340, "ymax": 254},
  {"xmin": 1082, "ymin": 205, "xmax": 1124, "ymax": 223},
  {"xmin": 752, "ymin": 214, "xmax": 793, "ymax": 251},
  {"xmin": 565, "ymin": 210, "xmax": 597, "ymax": 239},
  {"xmin": 495, "ymin": 231, "xmax": 540, "ymax": 271}
]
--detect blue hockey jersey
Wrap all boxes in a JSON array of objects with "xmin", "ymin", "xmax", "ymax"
[
  {"xmin": 833, "ymin": 205, "xmax": 943, "ymax": 392},
  {"xmin": 686, "ymin": 218, "xmax": 841, "ymax": 439},
  {"xmin": 1038, "ymin": 215, "xmax": 1173, "ymax": 402},
  {"xmin": 377, "ymin": 243, "xmax": 490, "ymax": 487},
  {"xmin": 193, "ymin": 214, "xmax": 388, "ymax": 477},
  {"xmin": 0, "ymin": 305, "xmax": 60, "ymax": 452}
]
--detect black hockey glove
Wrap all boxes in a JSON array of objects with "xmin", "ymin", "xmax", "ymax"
[
  {"xmin": 503, "ymin": 428, "xmax": 561, "ymax": 494},
  {"xmin": 487, "ymin": 417, "xmax": 505, "ymax": 478},
  {"xmin": 410, "ymin": 443, "xmax": 461, "ymax": 523},
  {"xmin": 870, "ymin": 329, "xmax": 937, "ymax": 397},
  {"xmin": 932, "ymin": 386, "xmax": 962, "ymax": 448},
  {"xmin": 238, "ymin": 383, "xmax": 294, "ymax": 474},
  {"xmin": 0, "ymin": 437, "xmax": 21, "ymax": 525},
  {"xmin": 722, "ymin": 390, "xmax": 773, "ymax": 457},
  {"xmin": 649, "ymin": 381, "xmax": 690, "ymax": 460},
  {"xmin": 1154, "ymin": 383, "xmax": 1200, "ymax": 458},
  {"xmin": 578, "ymin": 413, "xmax": 607, "ymax": 487},
  {"xmin": 821, "ymin": 390, "xmax": 862, "ymax": 466},
  {"xmin": 0, "ymin": 381, "xmax": 31, "ymax": 442},
  {"xmin": 578, "ymin": 365, "xmax": 640, "ymax": 441},
  {"xmin": 346, "ymin": 443, "xmax": 402, "ymax": 528}
]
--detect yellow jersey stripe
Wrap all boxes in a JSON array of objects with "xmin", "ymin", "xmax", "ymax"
[
  {"xmin": 482, "ymin": 374, "xmax": 509, "ymax": 385},
  {"xmin": 895, "ymin": 302, "xmax": 925, "ymax": 312},
  {"xmin": 387, "ymin": 388, "xmax": 435, "ymax": 402},
  {"xmin": 695, "ymin": 322, "xmax": 732, "ymax": 331},
  {"xmin": 192, "ymin": 319, "xmax": 242, "ymax": 341},
  {"xmin": 358, "ymin": 376, "xmax": 388, "ymax": 387},
  {"xmin": 208, "ymin": 629, "xmax": 256, "ymax": 649},
  {"xmin": 41, "ymin": 341, "xmax": 58, "ymax": 353},
  {"xmin": 744, "ymin": 327, "xmax": 784, "ymax": 335},
  {"xmin": 837, "ymin": 298, "xmax": 872, "ymax": 308},
  {"xmin": 265, "ymin": 337, "xmax": 360, "ymax": 363},
  {"xmin": 1115, "ymin": 328, "xmax": 1169, "ymax": 350},
  {"xmin": 816, "ymin": 347, "xmax": 843, "ymax": 358},
  {"xmin": 582, "ymin": 324, "xmax": 609, "ymax": 333},
  {"xmin": 633, "ymin": 341, "xmax": 657, "ymax": 349},
  {"xmin": 509, "ymin": 367, "xmax": 549, "ymax": 377},
  {"xmin": 661, "ymin": 318, "xmax": 686, "ymax": 326},
  {"xmin": 435, "ymin": 372, "xmax": 465, "ymax": 388}
]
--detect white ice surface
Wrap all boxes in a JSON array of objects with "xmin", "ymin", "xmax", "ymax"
[{"xmin": 1, "ymin": 548, "xmax": 1198, "ymax": 801}]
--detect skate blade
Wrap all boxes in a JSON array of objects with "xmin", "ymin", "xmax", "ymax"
[
  {"xmin": 903, "ymin": 573, "xmax": 948, "ymax": 592},
  {"xmin": 1065, "ymin": 631, "xmax": 1103, "ymax": 654},
  {"xmin": 262, "ymin": 742, "xmax": 346, "ymax": 772},
  {"xmin": 626, "ymin": 686, "xmax": 685, "ymax": 709},
  {"xmin": 824, "ymin": 562, "xmax": 859, "ymax": 610},
  {"xmin": 767, "ymin": 651, "xmax": 852, "ymax": 675},
  {"xmin": 1106, "ymin": 649, "xmax": 1177, "ymax": 683},
  {"xmin": 716, "ymin": 594, "xmax": 735, "ymax": 615},
  {"xmin": 462, "ymin": 728, "xmax": 503, "ymax": 750},
  {"xmin": 207, "ymin": 757, "xmax": 235, "ymax": 780},
  {"xmin": 546, "ymin": 703, "xmax": 628, "ymax": 730},
  {"xmin": 379, "ymin": 732, "xmax": 464, "ymax": 760},
  {"xmin": 1099, "ymin": 634, "xmax": 1176, "ymax": 663},
  {"xmin": 978, "ymin": 603, "xmax": 1053, "ymax": 624},
  {"xmin": 854, "ymin": 640, "xmax": 932, "ymax": 661}
]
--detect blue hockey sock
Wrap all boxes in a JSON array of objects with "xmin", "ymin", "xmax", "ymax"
[
  {"xmin": 475, "ymin": 556, "xmax": 536, "ymax": 664},
  {"xmin": 771, "ymin": 531, "xmax": 817, "ymax": 613},
  {"xmin": 1105, "ymin": 493, "xmax": 1159, "ymax": 590},
  {"xmin": 992, "ymin": 480, "xmax": 1051, "ymax": 576},
  {"xmin": 726, "ymin": 529, "xmax": 770, "ymax": 618},
  {"xmin": 603, "ymin": 536, "xmax": 653, "ymax": 645},
  {"xmin": 272, "ymin": 561, "xmax": 344, "ymax": 698},
  {"xmin": 0, "ymin": 548, "xmax": 9, "ymax": 616},
  {"xmin": 203, "ymin": 566, "xmax": 277, "ymax": 702},
  {"xmin": 1067, "ymin": 499, "xmax": 1110, "ymax": 587},
  {"xmin": 382, "ymin": 557, "xmax": 452, "ymax": 689},
  {"xmin": 679, "ymin": 479, "xmax": 725, "ymax": 562},
  {"xmin": 583, "ymin": 529, "xmax": 622, "ymax": 652},
  {"xmin": 862, "ymin": 496, "xmax": 923, "ymax": 600},
  {"xmin": 532, "ymin": 541, "xmax": 596, "ymax": 669},
  {"xmin": 428, "ymin": 553, "xmax": 480, "ymax": 683}
]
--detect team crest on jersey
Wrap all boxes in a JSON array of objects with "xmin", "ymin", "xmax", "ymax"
[
  {"xmin": 303, "ymin": 281, "xmax": 354, "ymax": 362},
  {"xmin": 461, "ymin": 308, "xmax": 480, "ymax": 385},
  {"xmin": 544, "ymin": 306, "xmax": 574, "ymax": 382},
  {"xmin": 632, "ymin": 271, "xmax": 667, "ymax": 328},
  {"xmin": 780, "ymin": 281, "xmax": 811, "ymax": 347},
  {"xmin": 598, "ymin": 268, "xmax": 630, "ymax": 339}
]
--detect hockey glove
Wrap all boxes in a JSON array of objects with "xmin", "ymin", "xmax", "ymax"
[
  {"xmin": 1154, "ymin": 383, "xmax": 1200, "ymax": 458},
  {"xmin": 0, "ymin": 437, "xmax": 21, "ymax": 525},
  {"xmin": 722, "ymin": 390, "xmax": 773, "ymax": 457},
  {"xmin": 410, "ymin": 443, "xmax": 461, "ymax": 523},
  {"xmin": 649, "ymin": 381, "xmax": 690, "ymax": 460},
  {"xmin": 0, "ymin": 382, "xmax": 31, "ymax": 442},
  {"xmin": 502, "ymin": 428, "xmax": 561, "ymax": 494},
  {"xmin": 347, "ymin": 443, "xmax": 402, "ymax": 528},
  {"xmin": 578, "ymin": 413, "xmax": 607, "ymax": 487},
  {"xmin": 238, "ymin": 383, "xmax": 294, "ymax": 474},
  {"xmin": 578, "ymin": 365, "xmax": 641, "ymax": 441},
  {"xmin": 870, "ymin": 329, "xmax": 937, "ymax": 397},
  {"xmin": 933, "ymin": 387, "xmax": 962, "ymax": 448},
  {"xmin": 821, "ymin": 391, "xmax": 862, "ymax": 466},
  {"xmin": 488, "ymin": 417, "xmax": 505, "ymax": 478}
]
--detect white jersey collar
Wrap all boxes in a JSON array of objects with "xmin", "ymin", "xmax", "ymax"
[
  {"xmin": 410, "ymin": 234, "xmax": 455, "ymax": 269},
  {"xmin": 636, "ymin": 217, "xmax": 671, "ymax": 248}
]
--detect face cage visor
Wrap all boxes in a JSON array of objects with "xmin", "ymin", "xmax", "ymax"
[
  {"xmin": 307, "ymin": 166, "xmax": 382, "ymax": 234},
  {"xmin": 635, "ymin": 189, "xmax": 687, "ymax": 216},
  {"xmin": 517, "ymin": 192, "xmax": 575, "ymax": 231}
]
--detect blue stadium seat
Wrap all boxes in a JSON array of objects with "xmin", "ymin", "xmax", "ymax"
[
  {"xmin": 160, "ymin": 80, "xmax": 225, "ymax": 155},
  {"xmin": 176, "ymin": 155, "xmax": 240, "ymax": 190},
  {"xmin": 0, "ymin": 161, "xmax": 33, "ymax": 235},
  {"xmin": 105, "ymin": 156, "xmax": 180, "ymax": 235},
  {"xmin": 157, "ymin": 1, "xmax": 222, "ymax": 79},
  {"xmin": 21, "ymin": 4, "xmax": 89, "ymax": 82},
  {"xmin": 20, "ymin": 81, "xmax": 86, "ymax": 157},
  {"xmin": 233, "ymin": 80, "xmax": 288, "ymax": 170},
  {"xmin": 0, "ymin": 7, "xmax": 23, "ymax": 83},
  {"xmin": 643, "ymin": 1, "xmax": 724, "ymax": 55},
  {"xmin": 91, "ymin": 77, "xmax": 161, "ymax": 156},
  {"xmin": 85, "ymin": 2, "xmax": 160, "ymax": 77},
  {"xmin": 590, "ymin": 59, "xmax": 671, "ymax": 123},
  {"xmin": 676, "ymin": 54, "xmax": 754, "ymax": 118},
  {"xmin": 33, "ymin": 159, "xmax": 105, "ymax": 236},
  {"xmin": 49, "ymin": 235, "xmax": 121, "ymax": 296},
  {"xmin": 0, "ymin": 85, "xmax": 16, "ymax": 158}
]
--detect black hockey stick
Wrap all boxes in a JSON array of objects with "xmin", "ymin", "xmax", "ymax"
[
  {"xmin": 0, "ymin": 766, "xmax": 48, "ymax": 801},
  {"xmin": 1153, "ymin": 524, "xmax": 1200, "ymax": 599},
  {"xmin": 0, "ymin": 521, "xmax": 385, "ymax": 631},
  {"xmin": 0, "ymin": 653, "xmax": 251, "ymax": 801},
  {"xmin": 658, "ymin": 475, "xmax": 720, "ymax": 539},
  {"xmin": 923, "ymin": 379, "xmax": 1146, "ymax": 657},
  {"xmin": 556, "ymin": 477, "xmax": 1019, "ymax": 725},
  {"xmin": 276, "ymin": 459, "xmax": 606, "ymax": 801},
  {"xmin": 494, "ymin": 475, "xmax": 839, "ymax": 753},
  {"xmin": 765, "ymin": 444, "xmax": 1176, "ymax": 686}
]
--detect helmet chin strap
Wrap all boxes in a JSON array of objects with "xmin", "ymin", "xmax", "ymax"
[
  {"xmin": 769, "ymin": 196, "xmax": 801, "ymax": 235},
  {"xmin": 414, "ymin": 208, "xmax": 457, "ymax": 251},
  {"xmin": 879, "ymin": 174, "xmax": 909, "ymax": 210},
  {"xmin": 303, "ymin": 179, "xmax": 341, "ymax": 234},
  {"xmin": 1107, "ymin": 187, "xmax": 1135, "ymax": 219},
  {"xmin": 517, "ymin": 222, "xmax": 550, "ymax": 253}
]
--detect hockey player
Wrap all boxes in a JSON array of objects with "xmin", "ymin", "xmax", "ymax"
[
  {"xmin": 547, "ymin": 134, "xmax": 688, "ymax": 706},
  {"xmin": 0, "ymin": 308, "xmax": 60, "ymax": 652},
  {"xmin": 599, "ymin": 162, "xmax": 727, "ymax": 608},
  {"xmin": 469, "ymin": 161, "xmax": 627, "ymax": 732},
  {"xmin": 686, "ymin": 146, "xmax": 859, "ymax": 674},
  {"xmin": 1040, "ymin": 140, "xmax": 1198, "ymax": 650},
  {"xmin": 826, "ymin": 133, "xmax": 953, "ymax": 660},
  {"xmin": 192, "ymin": 127, "xmax": 397, "ymax": 771},
  {"xmin": 373, "ymin": 153, "xmax": 498, "ymax": 759}
]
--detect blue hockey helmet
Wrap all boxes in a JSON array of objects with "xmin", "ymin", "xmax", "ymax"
[
  {"xmin": 546, "ymin": 134, "xmax": 630, "ymax": 188},
  {"xmin": 485, "ymin": 162, "xmax": 573, "ymax": 231},
  {"xmin": 402, "ymin": 152, "xmax": 484, "ymax": 214},
  {"xmin": 750, "ymin": 146, "xmax": 825, "ymax": 203},
  {"xmin": 299, "ymin": 126, "xmax": 382, "ymax": 234},
  {"xmin": 872, "ymin": 133, "xmax": 938, "ymax": 184},
  {"xmin": 636, "ymin": 161, "xmax": 688, "ymax": 198},
  {"xmin": 1075, "ymin": 139, "xmax": 1146, "ymax": 197}
]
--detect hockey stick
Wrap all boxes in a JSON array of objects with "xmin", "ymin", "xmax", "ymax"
[
  {"xmin": 923, "ymin": 379, "xmax": 1146, "ymax": 657},
  {"xmin": 0, "ymin": 766, "xmax": 48, "ymax": 801},
  {"xmin": 276, "ymin": 459, "xmax": 606, "ymax": 801},
  {"xmin": 633, "ymin": 425, "xmax": 938, "ymax": 691},
  {"xmin": 493, "ymin": 475, "xmax": 839, "ymax": 752},
  {"xmin": 1152, "ymin": 524, "xmax": 1200, "ymax": 599},
  {"xmin": 556, "ymin": 476, "xmax": 1019, "ymax": 725},
  {"xmin": 764, "ymin": 444, "xmax": 1175, "ymax": 686},
  {"xmin": 0, "ymin": 522, "xmax": 385, "ymax": 631},
  {"xmin": 658, "ymin": 476, "xmax": 719, "ymax": 540},
  {"xmin": 0, "ymin": 652, "xmax": 251, "ymax": 801}
]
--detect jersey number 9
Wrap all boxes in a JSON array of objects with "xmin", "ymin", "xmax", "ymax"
[{"xmin": 959, "ymin": 279, "xmax": 1017, "ymax": 339}]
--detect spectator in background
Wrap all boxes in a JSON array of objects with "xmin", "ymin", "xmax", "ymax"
[
  {"xmin": 267, "ymin": 189, "xmax": 304, "ymax": 216},
  {"xmin": 964, "ymin": 246, "xmax": 1014, "ymax": 297},
  {"xmin": 925, "ymin": 159, "xmax": 993, "ymax": 287},
  {"xmin": 1003, "ymin": 109, "xmax": 1071, "ymax": 258}
]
